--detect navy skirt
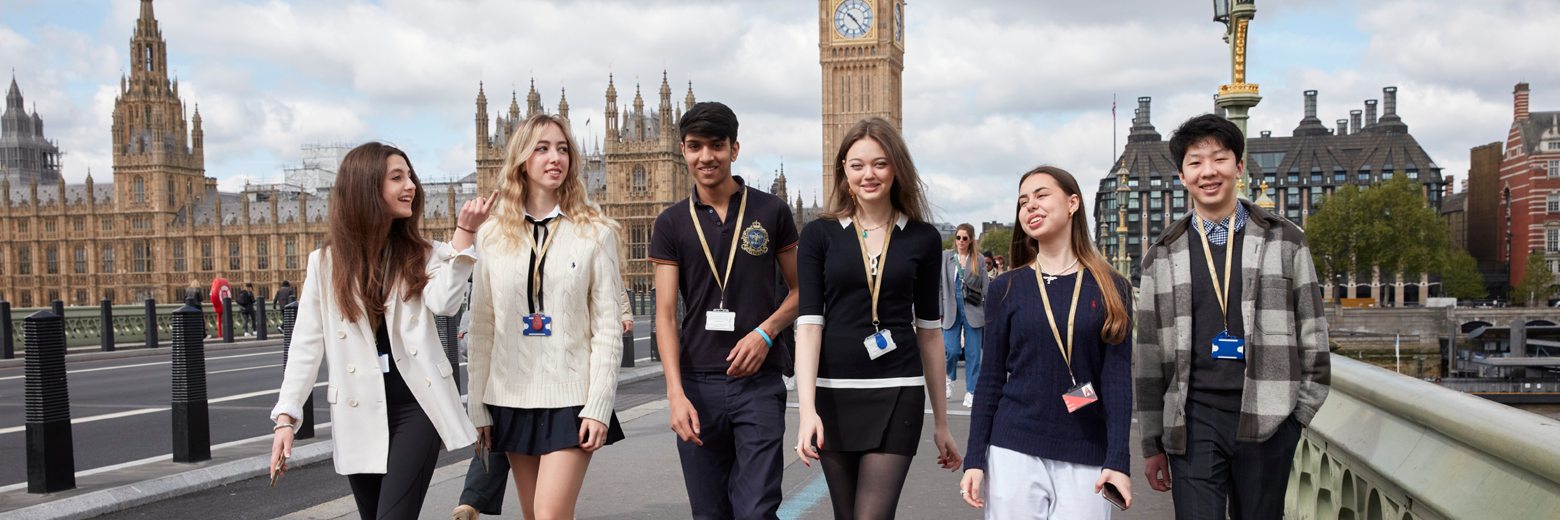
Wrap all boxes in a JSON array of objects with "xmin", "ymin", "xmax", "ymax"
[{"xmin": 488, "ymin": 405, "xmax": 625, "ymax": 456}]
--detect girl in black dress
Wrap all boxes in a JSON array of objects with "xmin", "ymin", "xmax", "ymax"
[{"xmin": 794, "ymin": 117, "xmax": 962, "ymax": 519}]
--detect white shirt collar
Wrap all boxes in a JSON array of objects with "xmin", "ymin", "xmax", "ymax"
[
  {"xmin": 525, "ymin": 204, "xmax": 565, "ymax": 221},
  {"xmin": 838, "ymin": 212, "xmax": 910, "ymax": 230}
]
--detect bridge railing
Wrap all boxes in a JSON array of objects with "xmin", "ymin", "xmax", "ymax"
[
  {"xmin": 1288, "ymin": 354, "xmax": 1560, "ymax": 519},
  {"xmin": 6, "ymin": 304, "xmax": 282, "ymax": 350}
]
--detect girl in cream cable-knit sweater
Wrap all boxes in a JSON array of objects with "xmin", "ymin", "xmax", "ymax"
[{"xmin": 466, "ymin": 113, "xmax": 625, "ymax": 520}]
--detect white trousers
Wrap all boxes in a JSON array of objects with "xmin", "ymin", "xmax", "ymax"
[{"xmin": 985, "ymin": 446, "xmax": 1112, "ymax": 520}]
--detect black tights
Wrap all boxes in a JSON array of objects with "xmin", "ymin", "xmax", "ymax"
[{"xmin": 818, "ymin": 450, "xmax": 914, "ymax": 520}]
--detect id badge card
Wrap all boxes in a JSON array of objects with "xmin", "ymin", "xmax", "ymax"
[
  {"xmin": 1063, "ymin": 381, "xmax": 1098, "ymax": 413},
  {"xmin": 863, "ymin": 330, "xmax": 897, "ymax": 360},
  {"xmin": 378, "ymin": 353, "xmax": 391, "ymax": 374},
  {"xmin": 1211, "ymin": 330, "xmax": 1246, "ymax": 360},
  {"xmin": 522, "ymin": 313, "xmax": 553, "ymax": 336},
  {"xmin": 705, "ymin": 309, "xmax": 736, "ymax": 332}
]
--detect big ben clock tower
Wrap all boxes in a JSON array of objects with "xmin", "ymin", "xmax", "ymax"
[{"xmin": 819, "ymin": 0, "xmax": 904, "ymax": 203}]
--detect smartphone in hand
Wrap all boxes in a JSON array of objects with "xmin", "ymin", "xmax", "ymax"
[
  {"xmin": 270, "ymin": 459, "xmax": 286, "ymax": 487},
  {"xmin": 1102, "ymin": 482, "xmax": 1127, "ymax": 510}
]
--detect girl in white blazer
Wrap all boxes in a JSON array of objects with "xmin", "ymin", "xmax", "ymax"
[
  {"xmin": 269, "ymin": 142, "xmax": 496, "ymax": 520},
  {"xmin": 466, "ymin": 113, "xmax": 625, "ymax": 520}
]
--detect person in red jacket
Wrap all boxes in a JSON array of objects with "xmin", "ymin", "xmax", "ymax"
[{"xmin": 211, "ymin": 277, "xmax": 232, "ymax": 337}]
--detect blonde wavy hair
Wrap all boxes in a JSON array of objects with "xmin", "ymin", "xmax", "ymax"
[{"xmin": 482, "ymin": 114, "xmax": 618, "ymax": 253}]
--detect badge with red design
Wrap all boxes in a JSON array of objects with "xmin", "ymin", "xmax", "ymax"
[
  {"xmin": 1062, "ymin": 381, "xmax": 1098, "ymax": 413},
  {"xmin": 522, "ymin": 313, "xmax": 553, "ymax": 336}
]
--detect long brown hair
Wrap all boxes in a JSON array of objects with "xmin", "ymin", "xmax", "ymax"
[
  {"xmin": 322, "ymin": 142, "xmax": 431, "ymax": 325},
  {"xmin": 484, "ymin": 114, "xmax": 617, "ymax": 253},
  {"xmin": 1007, "ymin": 166, "xmax": 1130, "ymax": 344},
  {"xmin": 822, "ymin": 117, "xmax": 931, "ymax": 223}
]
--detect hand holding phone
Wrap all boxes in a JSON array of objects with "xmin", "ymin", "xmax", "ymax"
[
  {"xmin": 1095, "ymin": 468, "xmax": 1132, "ymax": 510},
  {"xmin": 270, "ymin": 458, "xmax": 286, "ymax": 487}
]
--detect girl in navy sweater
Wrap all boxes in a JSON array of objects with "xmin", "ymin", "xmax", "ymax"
[{"xmin": 960, "ymin": 166, "xmax": 1134, "ymax": 518}]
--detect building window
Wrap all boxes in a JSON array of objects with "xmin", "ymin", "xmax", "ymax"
[
  {"xmin": 17, "ymin": 247, "xmax": 30, "ymax": 275},
  {"xmin": 1549, "ymin": 142, "xmax": 1560, "ymax": 150},
  {"xmin": 842, "ymin": 76, "xmax": 850, "ymax": 112},
  {"xmin": 1550, "ymin": 192, "xmax": 1559, "ymax": 213},
  {"xmin": 74, "ymin": 247, "xmax": 86, "ymax": 274},
  {"xmin": 102, "ymin": 247, "xmax": 115, "ymax": 273},
  {"xmin": 201, "ymin": 240, "xmax": 213, "ymax": 271},
  {"xmin": 1549, "ymin": 229, "xmax": 1560, "ymax": 253},
  {"xmin": 168, "ymin": 179, "xmax": 176, "ymax": 206},
  {"xmin": 102, "ymin": 217, "xmax": 113, "ymax": 231},
  {"xmin": 1128, "ymin": 196, "xmax": 1140, "ymax": 210},
  {"xmin": 47, "ymin": 290, "xmax": 59, "ymax": 304},
  {"xmin": 1311, "ymin": 169, "xmax": 1322, "ymax": 183},
  {"xmin": 73, "ymin": 217, "xmax": 83, "ymax": 231},
  {"xmin": 75, "ymin": 290, "xmax": 88, "ymax": 306},
  {"xmin": 1172, "ymin": 192, "xmax": 1186, "ymax": 209},
  {"xmin": 630, "ymin": 223, "xmax": 648, "ymax": 259},
  {"xmin": 1287, "ymin": 168, "xmax": 1299, "ymax": 184},
  {"xmin": 1172, "ymin": 178, "xmax": 1181, "ymax": 186},
  {"xmin": 44, "ymin": 219, "xmax": 55, "ymax": 232},
  {"xmin": 1150, "ymin": 178, "xmax": 1162, "ymax": 188},
  {"xmin": 133, "ymin": 242, "xmax": 151, "ymax": 273},
  {"xmin": 173, "ymin": 241, "xmax": 186, "ymax": 272},
  {"xmin": 1407, "ymin": 169, "xmax": 1419, "ymax": 180},
  {"xmin": 134, "ymin": 176, "xmax": 145, "ymax": 203},
  {"xmin": 103, "ymin": 289, "xmax": 114, "ymax": 304},
  {"xmin": 229, "ymin": 241, "xmax": 241, "ymax": 270},
  {"xmin": 1149, "ymin": 194, "xmax": 1163, "ymax": 210},
  {"xmin": 864, "ymin": 76, "xmax": 871, "ymax": 111},
  {"xmin": 19, "ymin": 291, "xmax": 31, "ymax": 308},
  {"xmin": 1128, "ymin": 213, "xmax": 1140, "ymax": 222},
  {"xmin": 285, "ymin": 236, "xmax": 298, "ymax": 270},
  {"xmin": 45, "ymin": 246, "xmax": 58, "ymax": 274},
  {"xmin": 17, "ymin": 220, "xmax": 27, "ymax": 233},
  {"xmin": 631, "ymin": 166, "xmax": 648, "ymax": 193},
  {"xmin": 257, "ymin": 238, "xmax": 270, "ymax": 270},
  {"xmin": 1550, "ymin": 160, "xmax": 1560, "ymax": 177}
]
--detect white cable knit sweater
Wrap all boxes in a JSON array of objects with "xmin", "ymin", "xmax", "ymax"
[{"xmin": 466, "ymin": 217, "xmax": 624, "ymax": 427}]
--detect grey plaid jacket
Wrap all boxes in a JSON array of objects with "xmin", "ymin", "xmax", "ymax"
[{"xmin": 1134, "ymin": 200, "xmax": 1331, "ymax": 457}]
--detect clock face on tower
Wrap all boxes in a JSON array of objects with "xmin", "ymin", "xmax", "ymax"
[
  {"xmin": 893, "ymin": 2, "xmax": 902, "ymax": 42},
  {"xmin": 834, "ymin": 0, "xmax": 873, "ymax": 39}
]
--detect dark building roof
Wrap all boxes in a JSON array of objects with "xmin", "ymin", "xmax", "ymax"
[
  {"xmin": 1092, "ymin": 86, "xmax": 1449, "ymax": 282},
  {"xmin": 1441, "ymin": 191, "xmax": 1468, "ymax": 214},
  {"xmin": 1517, "ymin": 111, "xmax": 1560, "ymax": 155}
]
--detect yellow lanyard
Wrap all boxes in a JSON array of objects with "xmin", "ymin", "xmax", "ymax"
[
  {"xmin": 1193, "ymin": 208, "xmax": 1237, "ymax": 329},
  {"xmin": 689, "ymin": 187, "xmax": 748, "ymax": 309},
  {"xmin": 853, "ymin": 212, "xmax": 895, "ymax": 331},
  {"xmin": 1037, "ymin": 264, "xmax": 1085, "ymax": 386},
  {"xmin": 521, "ymin": 215, "xmax": 562, "ymax": 314}
]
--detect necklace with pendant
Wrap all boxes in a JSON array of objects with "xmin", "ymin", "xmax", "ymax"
[
  {"xmin": 859, "ymin": 220, "xmax": 886, "ymax": 238},
  {"xmin": 1039, "ymin": 257, "xmax": 1080, "ymax": 284}
]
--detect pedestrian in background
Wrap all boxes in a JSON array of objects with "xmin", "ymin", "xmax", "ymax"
[
  {"xmin": 993, "ymin": 255, "xmax": 1008, "ymax": 278},
  {"xmin": 961, "ymin": 166, "xmax": 1134, "ymax": 518},
  {"xmin": 942, "ymin": 224, "xmax": 987, "ymax": 408},
  {"xmin": 269, "ymin": 142, "xmax": 494, "ymax": 520},
  {"xmin": 236, "ymin": 283, "xmax": 256, "ymax": 335},
  {"xmin": 464, "ymin": 113, "xmax": 626, "ymax": 520},
  {"xmin": 795, "ymin": 117, "xmax": 961, "ymax": 519},
  {"xmin": 1136, "ymin": 114, "xmax": 1331, "ymax": 519},
  {"xmin": 274, "ymin": 280, "xmax": 294, "ymax": 309}
]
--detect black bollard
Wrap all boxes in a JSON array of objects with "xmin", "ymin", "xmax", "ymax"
[
  {"xmin": 255, "ymin": 296, "xmax": 268, "ymax": 341},
  {"xmin": 436, "ymin": 315, "xmax": 460, "ymax": 389},
  {"xmin": 99, "ymin": 299, "xmax": 115, "ymax": 352},
  {"xmin": 144, "ymin": 298, "xmax": 158, "ymax": 349},
  {"xmin": 2, "ymin": 300, "xmax": 13, "ymax": 359},
  {"xmin": 170, "ymin": 305, "xmax": 211, "ymax": 463},
  {"xmin": 279, "ymin": 301, "xmax": 313, "ymax": 439},
  {"xmin": 24, "ymin": 310, "xmax": 75, "ymax": 493},
  {"xmin": 51, "ymin": 300, "xmax": 64, "ymax": 318},
  {"xmin": 221, "ymin": 296, "xmax": 234, "ymax": 343},
  {"xmin": 649, "ymin": 288, "xmax": 660, "ymax": 362}
]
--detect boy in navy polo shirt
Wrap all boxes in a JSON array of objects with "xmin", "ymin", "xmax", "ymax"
[{"xmin": 650, "ymin": 102, "xmax": 800, "ymax": 520}]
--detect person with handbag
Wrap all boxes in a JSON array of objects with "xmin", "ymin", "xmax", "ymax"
[
  {"xmin": 941, "ymin": 223, "xmax": 987, "ymax": 408},
  {"xmin": 269, "ymin": 142, "xmax": 493, "ymax": 520}
]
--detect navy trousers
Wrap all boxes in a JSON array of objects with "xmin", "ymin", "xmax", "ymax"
[
  {"xmin": 457, "ymin": 448, "xmax": 511, "ymax": 515},
  {"xmin": 678, "ymin": 370, "xmax": 786, "ymax": 520},
  {"xmin": 1169, "ymin": 401, "xmax": 1303, "ymax": 520}
]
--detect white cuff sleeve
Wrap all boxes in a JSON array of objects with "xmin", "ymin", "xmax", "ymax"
[
  {"xmin": 915, "ymin": 318, "xmax": 941, "ymax": 330},
  {"xmin": 270, "ymin": 402, "xmax": 304, "ymax": 433},
  {"xmin": 797, "ymin": 315, "xmax": 825, "ymax": 326}
]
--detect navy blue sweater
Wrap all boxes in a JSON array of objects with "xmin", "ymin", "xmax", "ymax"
[{"xmin": 964, "ymin": 266, "xmax": 1134, "ymax": 474}]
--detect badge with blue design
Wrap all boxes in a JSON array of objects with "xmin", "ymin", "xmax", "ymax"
[
  {"xmin": 740, "ymin": 221, "xmax": 769, "ymax": 256},
  {"xmin": 862, "ymin": 329, "xmax": 897, "ymax": 360},
  {"xmin": 523, "ymin": 313, "xmax": 553, "ymax": 336},
  {"xmin": 1212, "ymin": 330, "xmax": 1245, "ymax": 360}
]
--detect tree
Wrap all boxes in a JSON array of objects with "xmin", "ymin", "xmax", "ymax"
[
  {"xmin": 942, "ymin": 235, "xmax": 955, "ymax": 251},
  {"xmin": 1307, "ymin": 175, "xmax": 1455, "ymax": 301},
  {"xmin": 980, "ymin": 228, "xmax": 1012, "ymax": 258},
  {"xmin": 1515, "ymin": 251, "xmax": 1556, "ymax": 307},
  {"xmin": 1441, "ymin": 249, "xmax": 1487, "ymax": 300}
]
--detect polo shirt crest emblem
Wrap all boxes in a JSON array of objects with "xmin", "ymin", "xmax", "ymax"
[{"xmin": 741, "ymin": 221, "xmax": 770, "ymax": 256}]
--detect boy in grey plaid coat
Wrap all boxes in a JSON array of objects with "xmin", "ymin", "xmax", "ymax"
[{"xmin": 1135, "ymin": 114, "xmax": 1331, "ymax": 519}]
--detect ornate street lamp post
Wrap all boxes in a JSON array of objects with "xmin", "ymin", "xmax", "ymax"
[
  {"xmin": 1212, "ymin": 0, "xmax": 1260, "ymax": 201},
  {"xmin": 1114, "ymin": 161, "xmax": 1133, "ymax": 278}
]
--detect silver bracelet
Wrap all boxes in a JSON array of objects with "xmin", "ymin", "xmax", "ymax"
[{"xmin": 274, "ymin": 423, "xmax": 294, "ymax": 432}]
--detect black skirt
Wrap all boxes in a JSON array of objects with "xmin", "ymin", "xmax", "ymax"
[
  {"xmin": 815, "ymin": 385, "xmax": 925, "ymax": 456},
  {"xmin": 488, "ymin": 405, "xmax": 626, "ymax": 456}
]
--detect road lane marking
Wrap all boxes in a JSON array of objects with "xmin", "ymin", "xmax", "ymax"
[
  {"xmin": 777, "ymin": 472, "xmax": 829, "ymax": 520},
  {"xmin": 208, "ymin": 363, "xmax": 283, "ymax": 375},
  {"xmin": 0, "ymin": 421, "xmax": 335, "ymax": 494},
  {"xmin": 0, "ymin": 351, "xmax": 279, "ymax": 381},
  {"xmin": 0, "ymin": 382, "xmax": 328, "ymax": 435}
]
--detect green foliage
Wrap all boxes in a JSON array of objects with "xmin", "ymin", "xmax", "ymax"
[
  {"xmin": 1515, "ymin": 252, "xmax": 1556, "ymax": 307},
  {"xmin": 1440, "ymin": 249, "xmax": 1487, "ymax": 300},
  {"xmin": 1307, "ymin": 174, "xmax": 1453, "ymax": 289},
  {"xmin": 942, "ymin": 235, "xmax": 955, "ymax": 251},
  {"xmin": 980, "ymin": 228, "xmax": 1013, "ymax": 258}
]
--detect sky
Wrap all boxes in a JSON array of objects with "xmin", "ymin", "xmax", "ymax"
[{"xmin": 2, "ymin": 0, "xmax": 1558, "ymax": 228}]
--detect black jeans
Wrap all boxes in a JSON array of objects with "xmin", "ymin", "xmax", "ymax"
[
  {"xmin": 346, "ymin": 403, "xmax": 442, "ymax": 520},
  {"xmin": 457, "ymin": 447, "xmax": 512, "ymax": 515},
  {"xmin": 1168, "ymin": 401, "xmax": 1302, "ymax": 520}
]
